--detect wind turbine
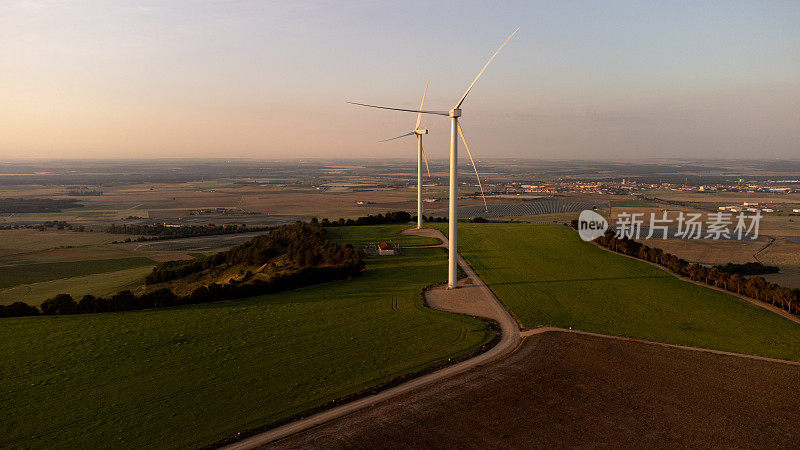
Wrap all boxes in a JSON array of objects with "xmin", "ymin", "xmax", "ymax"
[
  {"xmin": 349, "ymin": 28, "xmax": 518, "ymax": 288},
  {"xmin": 376, "ymin": 81, "xmax": 432, "ymax": 229}
]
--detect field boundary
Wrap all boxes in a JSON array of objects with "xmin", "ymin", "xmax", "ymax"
[{"xmin": 523, "ymin": 326, "xmax": 800, "ymax": 366}]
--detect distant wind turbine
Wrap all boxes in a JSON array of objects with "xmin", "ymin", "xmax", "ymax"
[
  {"xmin": 375, "ymin": 81, "xmax": 432, "ymax": 229},
  {"xmin": 349, "ymin": 28, "xmax": 518, "ymax": 288}
]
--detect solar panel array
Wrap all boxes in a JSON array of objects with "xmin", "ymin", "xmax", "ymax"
[{"xmin": 432, "ymin": 199, "xmax": 606, "ymax": 219}]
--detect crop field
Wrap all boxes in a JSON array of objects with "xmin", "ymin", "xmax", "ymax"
[
  {"xmin": 760, "ymin": 239, "xmax": 800, "ymax": 289},
  {"xmin": 279, "ymin": 332, "xmax": 800, "ymax": 448},
  {"xmin": 639, "ymin": 237, "xmax": 765, "ymax": 265},
  {"xmin": 0, "ymin": 229, "xmax": 135, "ymax": 254},
  {"xmin": 0, "ymin": 266, "xmax": 155, "ymax": 306},
  {"xmin": 0, "ymin": 257, "xmax": 154, "ymax": 290},
  {"xmin": 645, "ymin": 189, "xmax": 800, "ymax": 204},
  {"xmin": 1, "ymin": 240, "xmax": 491, "ymax": 448},
  {"xmin": 441, "ymin": 223, "xmax": 800, "ymax": 361}
]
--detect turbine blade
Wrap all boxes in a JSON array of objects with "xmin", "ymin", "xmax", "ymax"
[
  {"xmin": 416, "ymin": 79, "xmax": 429, "ymax": 130},
  {"xmin": 347, "ymin": 101, "xmax": 448, "ymax": 116},
  {"xmin": 454, "ymin": 27, "xmax": 519, "ymax": 109},
  {"xmin": 457, "ymin": 122, "xmax": 488, "ymax": 212},
  {"xmin": 378, "ymin": 131, "xmax": 415, "ymax": 142},
  {"xmin": 420, "ymin": 140, "xmax": 431, "ymax": 177}
]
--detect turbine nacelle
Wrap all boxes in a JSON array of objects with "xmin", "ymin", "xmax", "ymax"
[
  {"xmin": 414, "ymin": 129, "xmax": 428, "ymax": 135},
  {"xmin": 448, "ymin": 109, "xmax": 461, "ymax": 118}
]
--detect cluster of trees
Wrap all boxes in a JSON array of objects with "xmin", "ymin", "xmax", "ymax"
[
  {"xmin": 0, "ymin": 302, "xmax": 40, "ymax": 318},
  {"xmin": 0, "ymin": 198, "xmax": 83, "ymax": 213},
  {"xmin": 0, "ymin": 221, "xmax": 86, "ymax": 232},
  {"xmin": 594, "ymin": 231, "xmax": 800, "ymax": 316},
  {"xmin": 106, "ymin": 223, "xmax": 269, "ymax": 239},
  {"xmin": 145, "ymin": 221, "xmax": 361, "ymax": 284},
  {"xmin": 317, "ymin": 211, "xmax": 412, "ymax": 227},
  {"xmin": 714, "ymin": 262, "xmax": 780, "ymax": 275}
]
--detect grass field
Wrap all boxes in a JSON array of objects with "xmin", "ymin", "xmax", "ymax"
[
  {"xmin": 0, "ymin": 257, "xmax": 154, "ymax": 290},
  {"xmin": 0, "ymin": 266, "xmax": 155, "ymax": 306},
  {"xmin": 1, "ymin": 236, "xmax": 491, "ymax": 448},
  {"xmin": 441, "ymin": 223, "xmax": 800, "ymax": 361}
]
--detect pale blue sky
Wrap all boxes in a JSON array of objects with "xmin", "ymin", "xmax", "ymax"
[{"xmin": 1, "ymin": 0, "xmax": 798, "ymax": 159}]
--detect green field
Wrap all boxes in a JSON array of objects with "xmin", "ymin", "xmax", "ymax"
[
  {"xmin": 1, "ymin": 240, "xmax": 491, "ymax": 448},
  {"xmin": 0, "ymin": 257, "xmax": 155, "ymax": 290},
  {"xmin": 0, "ymin": 266, "xmax": 154, "ymax": 306},
  {"xmin": 445, "ymin": 223, "xmax": 800, "ymax": 361}
]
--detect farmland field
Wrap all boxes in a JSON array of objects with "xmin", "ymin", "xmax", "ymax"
[
  {"xmin": 278, "ymin": 331, "xmax": 800, "ymax": 448},
  {"xmin": 645, "ymin": 189, "xmax": 800, "ymax": 204},
  {"xmin": 442, "ymin": 223, "xmax": 800, "ymax": 361},
  {"xmin": 1, "ymin": 235, "xmax": 491, "ymax": 448},
  {"xmin": 0, "ymin": 266, "xmax": 154, "ymax": 306},
  {"xmin": 0, "ymin": 229, "xmax": 135, "ymax": 254},
  {"xmin": 0, "ymin": 257, "xmax": 154, "ymax": 290},
  {"xmin": 639, "ymin": 236, "xmax": 766, "ymax": 265}
]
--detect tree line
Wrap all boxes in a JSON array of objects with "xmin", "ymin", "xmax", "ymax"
[
  {"xmin": 316, "ymin": 211, "xmax": 412, "ymax": 227},
  {"xmin": 0, "ymin": 198, "xmax": 83, "ymax": 213},
  {"xmin": 714, "ymin": 262, "xmax": 779, "ymax": 276},
  {"xmin": 106, "ymin": 223, "xmax": 271, "ymax": 240},
  {"xmin": 1, "ymin": 222, "xmax": 364, "ymax": 318},
  {"xmin": 592, "ymin": 230, "xmax": 800, "ymax": 316}
]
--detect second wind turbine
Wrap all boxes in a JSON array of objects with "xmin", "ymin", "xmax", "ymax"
[{"xmin": 376, "ymin": 81, "xmax": 432, "ymax": 230}]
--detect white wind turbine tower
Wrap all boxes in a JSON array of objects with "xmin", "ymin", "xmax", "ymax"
[
  {"xmin": 350, "ymin": 28, "xmax": 517, "ymax": 288},
  {"xmin": 375, "ymin": 81, "xmax": 432, "ymax": 229}
]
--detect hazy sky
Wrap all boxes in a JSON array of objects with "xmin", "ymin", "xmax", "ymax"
[{"xmin": 1, "ymin": 0, "xmax": 799, "ymax": 160}]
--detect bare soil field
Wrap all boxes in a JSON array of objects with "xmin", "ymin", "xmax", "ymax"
[
  {"xmin": 0, "ymin": 229, "xmax": 135, "ymax": 254},
  {"xmin": 274, "ymin": 331, "xmax": 800, "ymax": 449},
  {"xmin": 759, "ymin": 239, "xmax": 800, "ymax": 289},
  {"xmin": 640, "ymin": 237, "xmax": 765, "ymax": 265}
]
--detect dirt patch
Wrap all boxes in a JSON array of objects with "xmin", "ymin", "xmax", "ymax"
[
  {"xmin": 425, "ymin": 281, "xmax": 501, "ymax": 322},
  {"xmin": 272, "ymin": 331, "xmax": 800, "ymax": 448}
]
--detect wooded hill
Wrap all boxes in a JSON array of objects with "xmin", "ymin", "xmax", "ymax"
[{"xmin": 141, "ymin": 221, "xmax": 364, "ymax": 298}]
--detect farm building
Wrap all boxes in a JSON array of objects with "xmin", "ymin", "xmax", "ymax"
[{"xmin": 362, "ymin": 242, "xmax": 402, "ymax": 256}]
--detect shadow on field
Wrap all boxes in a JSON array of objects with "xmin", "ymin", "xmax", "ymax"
[{"xmin": 491, "ymin": 274, "xmax": 673, "ymax": 286}]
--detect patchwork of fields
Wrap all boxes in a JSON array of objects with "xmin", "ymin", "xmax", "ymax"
[
  {"xmin": 0, "ymin": 229, "xmax": 157, "ymax": 305},
  {"xmin": 1, "ymin": 228, "xmax": 490, "ymax": 448},
  {"xmin": 446, "ymin": 223, "xmax": 800, "ymax": 361},
  {"xmin": 0, "ymin": 257, "xmax": 154, "ymax": 290},
  {"xmin": 5, "ymin": 220, "xmax": 800, "ymax": 448}
]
